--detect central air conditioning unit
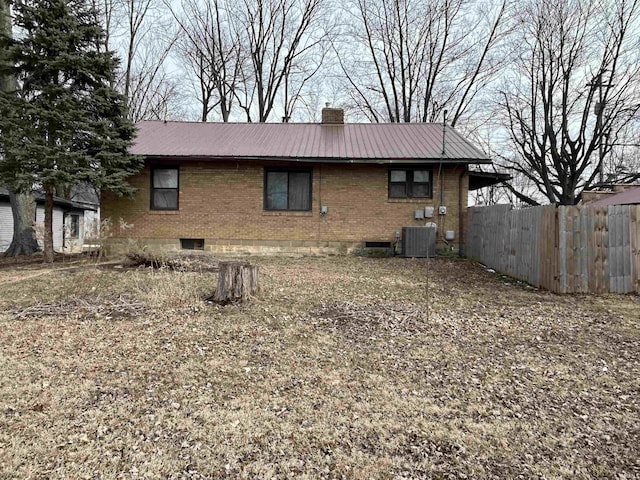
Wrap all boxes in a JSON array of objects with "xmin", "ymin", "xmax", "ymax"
[{"xmin": 402, "ymin": 225, "xmax": 436, "ymax": 258}]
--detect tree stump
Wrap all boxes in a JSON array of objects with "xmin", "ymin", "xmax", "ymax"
[{"xmin": 212, "ymin": 261, "xmax": 259, "ymax": 305}]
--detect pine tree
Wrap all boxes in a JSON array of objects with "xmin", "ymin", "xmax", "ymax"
[
  {"xmin": 0, "ymin": 0, "xmax": 141, "ymax": 262},
  {"xmin": 0, "ymin": 0, "xmax": 40, "ymax": 257}
]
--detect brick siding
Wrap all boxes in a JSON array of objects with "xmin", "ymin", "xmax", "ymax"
[{"xmin": 102, "ymin": 160, "xmax": 469, "ymax": 254}]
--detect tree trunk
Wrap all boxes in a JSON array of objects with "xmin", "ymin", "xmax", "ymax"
[
  {"xmin": 43, "ymin": 184, "xmax": 55, "ymax": 263},
  {"xmin": 212, "ymin": 261, "xmax": 258, "ymax": 304},
  {"xmin": 1, "ymin": 2, "xmax": 41, "ymax": 257},
  {"xmin": 4, "ymin": 191, "xmax": 40, "ymax": 256}
]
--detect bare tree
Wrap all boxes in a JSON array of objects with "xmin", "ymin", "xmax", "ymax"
[
  {"xmin": 170, "ymin": 0, "xmax": 328, "ymax": 122},
  {"xmin": 602, "ymin": 124, "xmax": 640, "ymax": 185},
  {"xmin": 497, "ymin": 0, "xmax": 640, "ymax": 205},
  {"xmin": 337, "ymin": 0, "xmax": 509, "ymax": 125},
  {"xmin": 90, "ymin": 0, "xmax": 117, "ymax": 52},
  {"xmin": 123, "ymin": 0, "xmax": 182, "ymax": 120},
  {"xmin": 280, "ymin": 40, "xmax": 329, "ymax": 121},
  {"xmin": 93, "ymin": 0, "xmax": 181, "ymax": 121},
  {"xmin": 234, "ymin": 0, "xmax": 328, "ymax": 122},
  {"xmin": 170, "ymin": 0, "xmax": 243, "ymax": 122},
  {"xmin": 125, "ymin": 36, "xmax": 182, "ymax": 121}
]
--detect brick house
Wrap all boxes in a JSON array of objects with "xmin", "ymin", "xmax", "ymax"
[{"xmin": 102, "ymin": 108, "xmax": 497, "ymax": 255}]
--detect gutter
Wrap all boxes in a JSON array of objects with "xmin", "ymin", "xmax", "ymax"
[{"xmin": 140, "ymin": 155, "xmax": 492, "ymax": 165}]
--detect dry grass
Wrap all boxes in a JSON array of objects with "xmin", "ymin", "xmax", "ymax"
[{"xmin": 0, "ymin": 255, "xmax": 638, "ymax": 479}]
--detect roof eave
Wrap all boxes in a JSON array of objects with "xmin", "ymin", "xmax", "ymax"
[
  {"xmin": 468, "ymin": 172, "xmax": 512, "ymax": 191},
  {"xmin": 139, "ymin": 154, "xmax": 492, "ymax": 165}
]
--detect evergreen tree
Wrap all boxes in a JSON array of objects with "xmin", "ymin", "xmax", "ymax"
[
  {"xmin": 0, "ymin": 0, "xmax": 141, "ymax": 262},
  {"xmin": 0, "ymin": 0, "xmax": 40, "ymax": 257}
]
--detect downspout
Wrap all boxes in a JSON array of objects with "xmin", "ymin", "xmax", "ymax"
[
  {"xmin": 439, "ymin": 112, "xmax": 447, "ymax": 247},
  {"xmin": 440, "ymin": 111, "xmax": 447, "ymax": 206},
  {"xmin": 317, "ymin": 164, "xmax": 322, "ymax": 248},
  {"xmin": 458, "ymin": 167, "xmax": 466, "ymax": 257},
  {"xmin": 439, "ymin": 163, "xmax": 445, "ymax": 245},
  {"xmin": 440, "ymin": 164, "xmax": 445, "ymax": 205}
]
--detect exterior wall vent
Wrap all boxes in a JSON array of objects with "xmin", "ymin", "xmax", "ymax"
[{"xmin": 402, "ymin": 226, "xmax": 436, "ymax": 258}]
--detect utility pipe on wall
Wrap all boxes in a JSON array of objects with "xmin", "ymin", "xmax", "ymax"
[{"xmin": 458, "ymin": 166, "xmax": 466, "ymax": 257}]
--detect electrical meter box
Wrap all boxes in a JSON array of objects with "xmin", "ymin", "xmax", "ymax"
[{"xmin": 438, "ymin": 206, "xmax": 447, "ymax": 215}]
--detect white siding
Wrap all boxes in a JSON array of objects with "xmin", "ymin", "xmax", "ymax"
[
  {"xmin": 83, "ymin": 208, "xmax": 100, "ymax": 240},
  {"xmin": 0, "ymin": 201, "xmax": 14, "ymax": 253},
  {"xmin": 36, "ymin": 206, "xmax": 65, "ymax": 251},
  {"xmin": 1, "ymin": 201, "xmax": 96, "ymax": 253}
]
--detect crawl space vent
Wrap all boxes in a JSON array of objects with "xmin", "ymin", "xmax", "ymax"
[
  {"xmin": 180, "ymin": 238, "xmax": 205, "ymax": 250},
  {"xmin": 364, "ymin": 241, "xmax": 392, "ymax": 248}
]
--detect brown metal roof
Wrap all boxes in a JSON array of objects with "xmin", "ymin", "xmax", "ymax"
[
  {"xmin": 587, "ymin": 186, "xmax": 640, "ymax": 207},
  {"xmin": 131, "ymin": 121, "xmax": 491, "ymax": 163}
]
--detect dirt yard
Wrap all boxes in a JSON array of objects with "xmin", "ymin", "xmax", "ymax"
[{"xmin": 0, "ymin": 255, "xmax": 638, "ymax": 479}]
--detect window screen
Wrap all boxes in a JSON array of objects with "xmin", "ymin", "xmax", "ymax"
[
  {"xmin": 265, "ymin": 169, "xmax": 312, "ymax": 211},
  {"xmin": 389, "ymin": 168, "xmax": 432, "ymax": 198},
  {"xmin": 151, "ymin": 167, "xmax": 179, "ymax": 210}
]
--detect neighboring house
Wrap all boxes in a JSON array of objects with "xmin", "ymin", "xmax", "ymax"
[
  {"xmin": 69, "ymin": 183, "xmax": 101, "ymax": 245},
  {"xmin": 582, "ymin": 184, "xmax": 640, "ymax": 207},
  {"xmin": 0, "ymin": 187, "xmax": 98, "ymax": 253},
  {"xmin": 102, "ymin": 107, "xmax": 500, "ymax": 255}
]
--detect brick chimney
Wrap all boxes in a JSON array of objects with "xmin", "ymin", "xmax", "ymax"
[{"xmin": 321, "ymin": 104, "xmax": 344, "ymax": 124}]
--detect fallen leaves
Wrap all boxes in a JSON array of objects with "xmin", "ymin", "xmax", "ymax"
[
  {"xmin": 309, "ymin": 300, "xmax": 429, "ymax": 338},
  {"xmin": 7, "ymin": 293, "xmax": 147, "ymax": 321},
  {"xmin": 0, "ymin": 256, "xmax": 638, "ymax": 478}
]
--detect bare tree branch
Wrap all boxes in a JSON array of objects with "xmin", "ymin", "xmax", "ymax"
[
  {"xmin": 336, "ymin": 0, "xmax": 509, "ymax": 125},
  {"xmin": 496, "ymin": 0, "xmax": 640, "ymax": 205}
]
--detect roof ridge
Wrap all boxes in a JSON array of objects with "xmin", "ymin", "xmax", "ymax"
[{"xmin": 136, "ymin": 120, "xmax": 446, "ymax": 127}]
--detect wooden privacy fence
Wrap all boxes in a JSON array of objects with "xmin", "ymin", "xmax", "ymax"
[{"xmin": 466, "ymin": 204, "xmax": 640, "ymax": 294}]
